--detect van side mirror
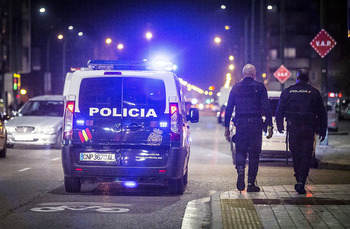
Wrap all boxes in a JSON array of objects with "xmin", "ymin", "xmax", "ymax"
[{"xmin": 187, "ymin": 108, "xmax": 199, "ymax": 123}]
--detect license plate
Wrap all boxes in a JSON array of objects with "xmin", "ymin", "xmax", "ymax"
[
  {"xmin": 15, "ymin": 135, "xmax": 33, "ymax": 141},
  {"xmin": 80, "ymin": 153, "xmax": 116, "ymax": 162}
]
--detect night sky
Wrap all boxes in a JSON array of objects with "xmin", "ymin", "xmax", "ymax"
[{"xmin": 31, "ymin": 0, "xmax": 249, "ymax": 94}]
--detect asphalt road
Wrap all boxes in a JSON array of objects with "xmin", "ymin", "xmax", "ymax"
[{"xmin": 1, "ymin": 113, "xmax": 350, "ymax": 229}]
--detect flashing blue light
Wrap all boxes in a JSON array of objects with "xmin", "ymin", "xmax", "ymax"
[
  {"xmin": 160, "ymin": 122, "xmax": 168, "ymax": 127},
  {"xmin": 76, "ymin": 119, "xmax": 85, "ymax": 125},
  {"xmin": 122, "ymin": 181, "xmax": 138, "ymax": 188}
]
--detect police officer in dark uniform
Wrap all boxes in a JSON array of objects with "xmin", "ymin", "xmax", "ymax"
[
  {"xmin": 224, "ymin": 64, "xmax": 273, "ymax": 192},
  {"xmin": 275, "ymin": 69, "xmax": 327, "ymax": 194}
]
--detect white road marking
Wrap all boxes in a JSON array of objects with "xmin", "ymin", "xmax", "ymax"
[
  {"xmin": 51, "ymin": 157, "xmax": 60, "ymax": 161},
  {"xmin": 31, "ymin": 202, "xmax": 132, "ymax": 213},
  {"xmin": 18, "ymin": 168, "xmax": 31, "ymax": 172}
]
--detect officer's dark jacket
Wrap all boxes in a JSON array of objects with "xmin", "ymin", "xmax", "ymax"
[
  {"xmin": 275, "ymin": 82, "xmax": 327, "ymax": 136},
  {"xmin": 224, "ymin": 77, "xmax": 272, "ymax": 128}
]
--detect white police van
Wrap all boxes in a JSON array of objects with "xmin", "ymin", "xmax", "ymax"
[{"xmin": 62, "ymin": 60, "xmax": 199, "ymax": 194}]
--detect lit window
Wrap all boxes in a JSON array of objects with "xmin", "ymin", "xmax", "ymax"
[
  {"xmin": 284, "ymin": 48, "xmax": 296, "ymax": 58},
  {"xmin": 270, "ymin": 49, "xmax": 278, "ymax": 60}
]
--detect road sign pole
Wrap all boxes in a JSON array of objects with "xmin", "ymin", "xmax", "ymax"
[
  {"xmin": 280, "ymin": 0, "xmax": 285, "ymax": 91},
  {"xmin": 320, "ymin": 0, "xmax": 328, "ymax": 145}
]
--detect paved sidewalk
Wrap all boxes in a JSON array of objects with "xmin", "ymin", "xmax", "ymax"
[{"xmin": 210, "ymin": 184, "xmax": 350, "ymax": 229}]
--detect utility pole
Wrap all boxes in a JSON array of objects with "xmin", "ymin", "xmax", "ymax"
[
  {"xmin": 320, "ymin": 0, "xmax": 329, "ymax": 146},
  {"xmin": 250, "ymin": 0, "xmax": 255, "ymax": 65},
  {"xmin": 259, "ymin": 0, "xmax": 265, "ymax": 82},
  {"xmin": 280, "ymin": 0, "xmax": 285, "ymax": 91}
]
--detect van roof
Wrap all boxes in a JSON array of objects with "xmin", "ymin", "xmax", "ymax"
[{"xmin": 29, "ymin": 95, "xmax": 65, "ymax": 101}]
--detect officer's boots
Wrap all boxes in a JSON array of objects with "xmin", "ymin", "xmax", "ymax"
[
  {"xmin": 236, "ymin": 166, "xmax": 245, "ymax": 192},
  {"xmin": 294, "ymin": 178, "xmax": 306, "ymax": 194},
  {"xmin": 247, "ymin": 176, "xmax": 260, "ymax": 192}
]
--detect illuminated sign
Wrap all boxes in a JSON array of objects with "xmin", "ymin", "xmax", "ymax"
[{"xmin": 89, "ymin": 108, "xmax": 158, "ymax": 117}]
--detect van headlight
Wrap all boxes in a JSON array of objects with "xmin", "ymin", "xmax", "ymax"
[{"xmin": 37, "ymin": 126, "xmax": 56, "ymax": 134}]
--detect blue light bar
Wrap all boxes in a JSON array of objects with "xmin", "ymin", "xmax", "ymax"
[{"xmin": 87, "ymin": 60, "xmax": 151, "ymax": 70}]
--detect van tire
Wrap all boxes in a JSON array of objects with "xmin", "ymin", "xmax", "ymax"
[
  {"xmin": 64, "ymin": 177, "xmax": 81, "ymax": 192},
  {"xmin": 184, "ymin": 170, "xmax": 188, "ymax": 185},
  {"xmin": 0, "ymin": 134, "xmax": 7, "ymax": 158},
  {"xmin": 168, "ymin": 176, "xmax": 185, "ymax": 195},
  {"xmin": 0, "ymin": 145, "xmax": 6, "ymax": 158}
]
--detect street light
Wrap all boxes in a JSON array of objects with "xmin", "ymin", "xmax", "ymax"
[
  {"xmin": 229, "ymin": 55, "xmax": 234, "ymax": 61},
  {"xmin": 68, "ymin": 25, "xmax": 74, "ymax": 30},
  {"xmin": 145, "ymin": 32, "xmax": 153, "ymax": 40},
  {"xmin": 117, "ymin": 43, "xmax": 124, "ymax": 50},
  {"xmin": 39, "ymin": 8, "xmax": 46, "ymax": 13},
  {"xmin": 57, "ymin": 34, "xmax": 64, "ymax": 40},
  {"xmin": 105, "ymin": 38, "xmax": 112, "ymax": 44},
  {"xmin": 214, "ymin": 37, "xmax": 221, "ymax": 44}
]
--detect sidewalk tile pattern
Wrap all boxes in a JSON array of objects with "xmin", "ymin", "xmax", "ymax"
[{"xmin": 218, "ymin": 184, "xmax": 350, "ymax": 229}]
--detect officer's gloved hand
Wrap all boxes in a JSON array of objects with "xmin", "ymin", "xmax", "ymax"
[
  {"xmin": 319, "ymin": 134, "xmax": 326, "ymax": 142},
  {"xmin": 266, "ymin": 126, "xmax": 273, "ymax": 139},
  {"xmin": 224, "ymin": 127, "xmax": 231, "ymax": 142}
]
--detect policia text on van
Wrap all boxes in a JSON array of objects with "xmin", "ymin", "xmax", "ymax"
[{"xmin": 61, "ymin": 60, "xmax": 199, "ymax": 194}]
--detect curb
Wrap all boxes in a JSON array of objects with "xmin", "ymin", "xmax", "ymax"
[
  {"xmin": 210, "ymin": 193, "xmax": 222, "ymax": 229},
  {"xmin": 318, "ymin": 161, "xmax": 350, "ymax": 171}
]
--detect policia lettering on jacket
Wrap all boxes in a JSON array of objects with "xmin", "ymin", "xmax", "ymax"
[{"xmin": 89, "ymin": 108, "xmax": 158, "ymax": 117}]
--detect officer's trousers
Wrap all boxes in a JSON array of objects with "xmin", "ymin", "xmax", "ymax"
[
  {"xmin": 234, "ymin": 119, "xmax": 262, "ymax": 179},
  {"xmin": 288, "ymin": 124, "xmax": 315, "ymax": 184}
]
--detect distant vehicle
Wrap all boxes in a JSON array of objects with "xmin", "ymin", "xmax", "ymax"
[
  {"xmin": 216, "ymin": 86, "xmax": 232, "ymax": 124},
  {"xmin": 61, "ymin": 60, "xmax": 199, "ymax": 194},
  {"xmin": 339, "ymin": 97, "xmax": 350, "ymax": 120},
  {"xmin": 261, "ymin": 91, "xmax": 288, "ymax": 153},
  {"xmin": 0, "ymin": 99, "xmax": 9, "ymax": 157},
  {"xmin": 327, "ymin": 93, "xmax": 339, "ymax": 131},
  {"xmin": 6, "ymin": 95, "xmax": 65, "ymax": 148},
  {"xmin": 327, "ymin": 102, "xmax": 339, "ymax": 131}
]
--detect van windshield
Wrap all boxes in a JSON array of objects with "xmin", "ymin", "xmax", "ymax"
[
  {"xmin": 19, "ymin": 101, "xmax": 64, "ymax": 117},
  {"xmin": 79, "ymin": 77, "xmax": 166, "ymax": 114}
]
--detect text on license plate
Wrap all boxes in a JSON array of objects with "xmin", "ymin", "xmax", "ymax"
[{"xmin": 80, "ymin": 153, "xmax": 116, "ymax": 162}]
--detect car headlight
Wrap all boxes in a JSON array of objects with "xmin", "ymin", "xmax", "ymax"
[
  {"xmin": 6, "ymin": 126, "xmax": 16, "ymax": 134},
  {"xmin": 37, "ymin": 126, "xmax": 56, "ymax": 134}
]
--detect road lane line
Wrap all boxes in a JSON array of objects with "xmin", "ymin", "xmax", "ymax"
[
  {"xmin": 18, "ymin": 168, "xmax": 31, "ymax": 172},
  {"xmin": 51, "ymin": 157, "xmax": 60, "ymax": 161}
]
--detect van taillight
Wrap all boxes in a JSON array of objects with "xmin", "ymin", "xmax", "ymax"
[
  {"xmin": 63, "ymin": 101, "xmax": 75, "ymax": 140},
  {"xmin": 170, "ymin": 103, "xmax": 180, "ymax": 141}
]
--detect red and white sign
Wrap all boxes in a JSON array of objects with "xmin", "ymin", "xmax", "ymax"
[
  {"xmin": 273, "ymin": 65, "xmax": 291, "ymax": 84},
  {"xmin": 310, "ymin": 29, "xmax": 337, "ymax": 58}
]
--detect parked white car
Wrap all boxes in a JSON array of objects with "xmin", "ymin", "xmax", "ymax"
[{"xmin": 6, "ymin": 95, "xmax": 65, "ymax": 148}]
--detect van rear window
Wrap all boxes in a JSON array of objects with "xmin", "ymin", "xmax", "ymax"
[{"xmin": 79, "ymin": 77, "xmax": 166, "ymax": 114}]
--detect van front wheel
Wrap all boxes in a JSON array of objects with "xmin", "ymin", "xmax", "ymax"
[{"xmin": 64, "ymin": 177, "xmax": 81, "ymax": 193}]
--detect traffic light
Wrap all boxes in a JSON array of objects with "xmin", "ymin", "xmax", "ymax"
[{"xmin": 13, "ymin": 73, "xmax": 21, "ymax": 90}]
